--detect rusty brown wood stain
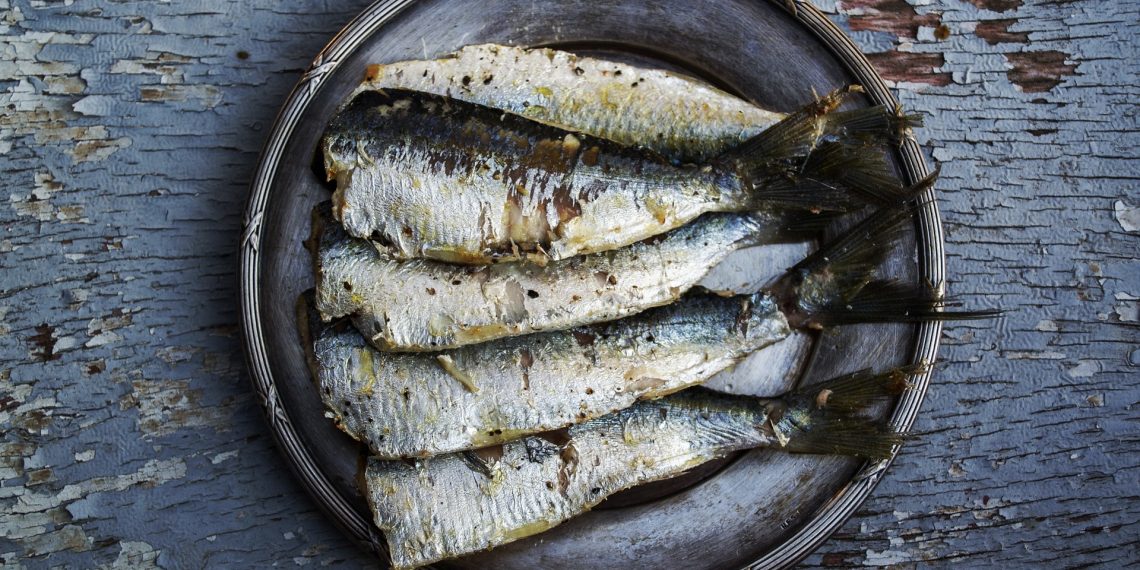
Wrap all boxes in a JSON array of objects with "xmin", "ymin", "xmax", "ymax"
[
  {"xmin": 975, "ymin": 19, "xmax": 1030, "ymax": 45},
  {"xmin": 841, "ymin": 0, "xmax": 941, "ymax": 39},
  {"xmin": 1005, "ymin": 50, "xmax": 1077, "ymax": 92},
  {"xmin": 866, "ymin": 51, "xmax": 952, "ymax": 86}
]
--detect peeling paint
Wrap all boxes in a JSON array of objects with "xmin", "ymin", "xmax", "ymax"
[
  {"xmin": 974, "ymin": 19, "xmax": 1029, "ymax": 45},
  {"xmin": 1113, "ymin": 293, "xmax": 1138, "ymax": 322},
  {"xmin": 105, "ymin": 541, "xmax": 162, "ymax": 569},
  {"xmin": 122, "ymin": 380, "xmax": 232, "ymax": 438},
  {"xmin": 1067, "ymin": 360, "xmax": 1099, "ymax": 378},
  {"xmin": 867, "ymin": 50, "xmax": 952, "ymax": 86},
  {"xmin": 1114, "ymin": 201, "xmax": 1139, "ymax": 232}
]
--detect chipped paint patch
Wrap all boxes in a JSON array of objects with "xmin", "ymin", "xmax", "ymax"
[
  {"xmin": 107, "ymin": 541, "xmax": 162, "ymax": 569},
  {"xmin": 1113, "ymin": 293, "xmax": 1138, "ymax": 322},
  {"xmin": 122, "ymin": 380, "xmax": 232, "ymax": 438},
  {"xmin": 965, "ymin": 0, "xmax": 1022, "ymax": 11},
  {"xmin": 20, "ymin": 524, "xmax": 89, "ymax": 557},
  {"xmin": 867, "ymin": 51, "xmax": 952, "ymax": 86},
  {"xmin": 974, "ymin": 19, "xmax": 1029, "ymax": 45},
  {"xmin": 139, "ymin": 85, "xmax": 222, "ymax": 108},
  {"xmin": 839, "ymin": 0, "xmax": 941, "ymax": 39},
  {"xmin": 1113, "ymin": 201, "xmax": 1139, "ymax": 232},
  {"xmin": 1003, "ymin": 350, "xmax": 1065, "ymax": 360},
  {"xmin": 210, "ymin": 450, "xmax": 238, "ymax": 465},
  {"xmin": 1067, "ymin": 360, "xmax": 1099, "ymax": 378}
]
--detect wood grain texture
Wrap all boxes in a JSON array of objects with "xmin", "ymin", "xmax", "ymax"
[{"xmin": 0, "ymin": 0, "xmax": 1135, "ymax": 568}]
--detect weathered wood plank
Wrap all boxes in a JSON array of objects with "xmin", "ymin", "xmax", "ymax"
[{"xmin": 0, "ymin": 0, "xmax": 1136, "ymax": 567}]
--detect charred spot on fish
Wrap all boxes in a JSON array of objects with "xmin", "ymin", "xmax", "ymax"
[
  {"xmin": 342, "ymin": 281, "xmax": 353, "ymax": 292},
  {"xmin": 608, "ymin": 274, "xmax": 618, "ymax": 285},
  {"xmin": 474, "ymin": 444, "xmax": 504, "ymax": 465},
  {"xmin": 572, "ymin": 331, "xmax": 595, "ymax": 347},
  {"xmin": 645, "ymin": 334, "xmax": 655, "ymax": 343},
  {"xmin": 402, "ymin": 389, "xmax": 411, "ymax": 402},
  {"xmin": 551, "ymin": 184, "xmax": 582, "ymax": 224},
  {"xmin": 483, "ymin": 74, "xmax": 493, "ymax": 85},
  {"xmin": 526, "ymin": 289, "xmax": 539, "ymax": 299},
  {"xmin": 573, "ymin": 66, "xmax": 585, "ymax": 75},
  {"xmin": 545, "ymin": 481, "xmax": 555, "ymax": 490},
  {"xmin": 401, "ymin": 225, "xmax": 413, "ymax": 237},
  {"xmin": 451, "ymin": 279, "xmax": 462, "ymax": 286},
  {"xmin": 734, "ymin": 297, "xmax": 755, "ymax": 335},
  {"xmin": 578, "ymin": 179, "xmax": 607, "ymax": 202},
  {"xmin": 590, "ymin": 487, "xmax": 602, "ymax": 495},
  {"xmin": 369, "ymin": 230, "xmax": 396, "ymax": 250},
  {"xmin": 524, "ymin": 437, "xmax": 558, "ymax": 463},
  {"xmin": 585, "ymin": 387, "xmax": 594, "ymax": 395},
  {"xmin": 537, "ymin": 428, "xmax": 572, "ymax": 448},
  {"xmin": 580, "ymin": 146, "xmax": 600, "ymax": 167},
  {"xmin": 461, "ymin": 75, "xmax": 472, "ymax": 86}
]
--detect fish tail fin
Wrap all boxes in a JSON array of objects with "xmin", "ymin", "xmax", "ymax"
[
  {"xmin": 724, "ymin": 86, "xmax": 920, "ymax": 211},
  {"xmin": 778, "ymin": 413, "xmax": 906, "ymax": 459},
  {"xmin": 802, "ymin": 279, "xmax": 1004, "ymax": 326},
  {"xmin": 770, "ymin": 175, "xmax": 1000, "ymax": 327},
  {"xmin": 776, "ymin": 366, "xmax": 918, "ymax": 459},
  {"xmin": 823, "ymin": 103, "xmax": 924, "ymax": 146}
]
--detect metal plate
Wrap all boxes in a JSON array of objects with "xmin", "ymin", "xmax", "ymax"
[{"xmin": 239, "ymin": 1, "xmax": 945, "ymax": 567}]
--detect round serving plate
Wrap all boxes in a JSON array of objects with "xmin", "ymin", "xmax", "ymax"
[{"xmin": 240, "ymin": 1, "xmax": 945, "ymax": 568}]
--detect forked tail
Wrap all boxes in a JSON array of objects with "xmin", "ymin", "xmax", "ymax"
[
  {"xmin": 769, "ymin": 187, "xmax": 1001, "ymax": 328},
  {"xmin": 724, "ymin": 86, "xmax": 924, "ymax": 212},
  {"xmin": 775, "ymin": 366, "xmax": 918, "ymax": 459}
]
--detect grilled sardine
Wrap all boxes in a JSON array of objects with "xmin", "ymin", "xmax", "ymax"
[
  {"xmin": 312, "ymin": 292, "xmax": 788, "ymax": 459},
  {"xmin": 366, "ymin": 371, "xmax": 910, "ymax": 569},
  {"xmin": 313, "ymin": 203, "xmax": 787, "ymax": 351},
  {"xmin": 354, "ymin": 43, "xmax": 784, "ymax": 163},
  {"xmin": 322, "ymin": 88, "xmax": 913, "ymax": 264}
]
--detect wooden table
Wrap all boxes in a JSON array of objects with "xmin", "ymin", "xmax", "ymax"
[{"xmin": 1, "ymin": 0, "xmax": 1136, "ymax": 567}]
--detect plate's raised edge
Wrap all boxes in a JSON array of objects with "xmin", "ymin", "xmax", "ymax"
[
  {"xmin": 237, "ymin": 0, "xmax": 948, "ymax": 568},
  {"xmin": 239, "ymin": 0, "xmax": 419, "ymax": 558}
]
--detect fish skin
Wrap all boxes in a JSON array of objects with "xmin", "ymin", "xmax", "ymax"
[
  {"xmin": 324, "ymin": 89, "xmax": 746, "ymax": 264},
  {"xmin": 354, "ymin": 43, "xmax": 785, "ymax": 164},
  {"xmin": 312, "ymin": 203, "xmax": 784, "ymax": 351},
  {"xmin": 366, "ymin": 389, "xmax": 784, "ymax": 570},
  {"xmin": 313, "ymin": 292, "xmax": 788, "ymax": 459}
]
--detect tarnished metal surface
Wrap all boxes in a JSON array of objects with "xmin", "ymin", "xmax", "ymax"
[{"xmin": 246, "ymin": 0, "xmax": 931, "ymax": 568}]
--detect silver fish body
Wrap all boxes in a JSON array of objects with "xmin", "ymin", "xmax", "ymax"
[
  {"xmin": 324, "ymin": 89, "xmax": 751, "ymax": 264},
  {"xmin": 312, "ymin": 292, "xmax": 788, "ymax": 459},
  {"xmin": 355, "ymin": 43, "xmax": 785, "ymax": 163},
  {"xmin": 313, "ymin": 204, "xmax": 783, "ymax": 351},
  {"xmin": 367, "ymin": 389, "xmax": 783, "ymax": 569}
]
